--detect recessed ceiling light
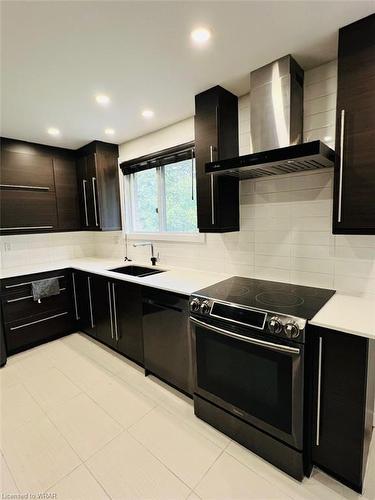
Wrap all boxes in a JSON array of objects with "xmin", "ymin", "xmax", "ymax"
[
  {"xmin": 96, "ymin": 94, "xmax": 110, "ymax": 105},
  {"xmin": 191, "ymin": 27, "xmax": 211, "ymax": 45},
  {"xmin": 105, "ymin": 128, "xmax": 115, "ymax": 135},
  {"xmin": 142, "ymin": 109, "xmax": 154, "ymax": 119},
  {"xmin": 47, "ymin": 127, "xmax": 60, "ymax": 136}
]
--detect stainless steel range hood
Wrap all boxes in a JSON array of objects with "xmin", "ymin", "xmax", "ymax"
[{"xmin": 206, "ymin": 55, "xmax": 335, "ymax": 179}]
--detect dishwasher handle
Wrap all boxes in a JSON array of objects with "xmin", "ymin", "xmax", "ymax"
[{"xmin": 143, "ymin": 298, "xmax": 183, "ymax": 313}]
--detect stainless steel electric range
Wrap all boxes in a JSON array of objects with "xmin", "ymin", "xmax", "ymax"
[{"xmin": 189, "ymin": 276, "xmax": 335, "ymax": 480}]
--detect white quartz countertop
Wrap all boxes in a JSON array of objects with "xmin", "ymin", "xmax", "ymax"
[
  {"xmin": 0, "ymin": 257, "xmax": 230, "ymax": 296},
  {"xmin": 2, "ymin": 258, "xmax": 374, "ymax": 338},
  {"xmin": 310, "ymin": 293, "xmax": 375, "ymax": 340}
]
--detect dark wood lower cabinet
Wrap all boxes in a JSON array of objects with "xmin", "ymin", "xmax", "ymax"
[
  {"xmin": 90, "ymin": 276, "xmax": 144, "ymax": 364},
  {"xmin": 72, "ymin": 271, "xmax": 96, "ymax": 337},
  {"xmin": 91, "ymin": 275, "xmax": 113, "ymax": 346},
  {"xmin": 114, "ymin": 281, "xmax": 143, "ymax": 364},
  {"xmin": 0, "ymin": 269, "xmax": 75, "ymax": 355},
  {"xmin": 310, "ymin": 327, "xmax": 375, "ymax": 492}
]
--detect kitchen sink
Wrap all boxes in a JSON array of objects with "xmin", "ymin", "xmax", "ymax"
[{"xmin": 109, "ymin": 265, "xmax": 166, "ymax": 277}]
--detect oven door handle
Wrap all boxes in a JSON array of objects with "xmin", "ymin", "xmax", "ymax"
[{"xmin": 190, "ymin": 317, "xmax": 301, "ymax": 355}]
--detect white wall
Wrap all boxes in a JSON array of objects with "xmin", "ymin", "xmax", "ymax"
[{"xmin": 98, "ymin": 60, "xmax": 375, "ymax": 298}]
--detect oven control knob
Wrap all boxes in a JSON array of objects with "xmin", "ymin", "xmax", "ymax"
[
  {"xmin": 268, "ymin": 316, "xmax": 283, "ymax": 334},
  {"xmin": 284, "ymin": 321, "xmax": 300, "ymax": 339},
  {"xmin": 200, "ymin": 300, "xmax": 211, "ymax": 315},
  {"xmin": 190, "ymin": 298, "xmax": 200, "ymax": 312}
]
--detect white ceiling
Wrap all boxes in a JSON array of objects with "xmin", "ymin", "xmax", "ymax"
[{"xmin": 1, "ymin": 1, "xmax": 374, "ymax": 149}]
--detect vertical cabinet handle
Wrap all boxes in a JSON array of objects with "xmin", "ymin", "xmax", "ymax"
[
  {"xmin": 338, "ymin": 109, "xmax": 345, "ymax": 223},
  {"xmin": 112, "ymin": 283, "xmax": 119, "ymax": 341},
  {"xmin": 72, "ymin": 273, "xmax": 80, "ymax": 320},
  {"xmin": 209, "ymin": 145, "xmax": 217, "ymax": 226},
  {"xmin": 316, "ymin": 336, "xmax": 323, "ymax": 446},
  {"xmin": 210, "ymin": 175, "xmax": 215, "ymax": 225},
  {"xmin": 107, "ymin": 282, "xmax": 114, "ymax": 340},
  {"xmin": 87, "ymin": 277, "xmax": 95, "ymax": 328},
  {"xmin": 92, "ymin": 177, "xmax": 99, "ymax": 227},
  {"xmin": 82, "ymin": 180, "xmax": 89, "ymax": 226}
]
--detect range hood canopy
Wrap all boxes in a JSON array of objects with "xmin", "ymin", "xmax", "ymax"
[
  {"xmin": 206, "ymin": 55, "xmax": 335, "ymax": 179},
  {"xmin": 206, "ymin": 140, "xmax": 335, "ymax": 179}
]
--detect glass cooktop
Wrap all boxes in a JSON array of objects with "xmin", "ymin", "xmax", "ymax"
[{"xmin": 194, "ymin": 276, "xmax": 335, "ymax": 320}]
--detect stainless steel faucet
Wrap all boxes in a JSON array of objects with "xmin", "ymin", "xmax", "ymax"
[{"xmin": 133, "ymin": 242, "xmax": 157, "ymax": 266}]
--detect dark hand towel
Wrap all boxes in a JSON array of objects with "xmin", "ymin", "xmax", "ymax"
[{"xmin": 32, "ymin": 277, "xmax": 60, "ymax": 302}]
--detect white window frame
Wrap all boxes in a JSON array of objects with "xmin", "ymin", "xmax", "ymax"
[{"xmin": 123, "ymin": 162, "xmax": 205, "ymax": 243}]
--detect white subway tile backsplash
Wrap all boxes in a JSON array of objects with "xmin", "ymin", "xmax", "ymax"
[
  {"xmin": 255, "ymin": 243, "xmax": 291, "ymax": 257},
  {"xmin": 304, "ymin": 109, "xmax": 336, "ymax": 131},
  {"xmin": 254, "ymin": 254, "xmax": 291, "ymax": 270},
  {"xmin": 304, "ymin": 126, "xmax": 336, "ymax": 146},
  {"xmin": 290, "ymin": 271, "xmax": 334, "ymax": 289},
  {"xmin": 254, "ymin": 267, "xmax": 291, "ymax": 283},
  {"xmin": 291, "ymin": 244, "xmax": 334, "ymax": 259},
  {"xmin": 0, "ymin": 232, "xmax": 96, "ymax": 270},
  {"xmin": 304, "ymin": 94, "xmax": 336, "ymax": 116},
  {"xmin": 291, "ymin": 231, "xmax": 334, "ymax": 247},
  {"xmin": 255, "ymin": 230, "xmax": 291, "ymax": 244},
  {"xmin": 303, "ymin": 60, "xmax": 337, "ymax": 85},
  {"xmin": 291, "ymin": 256, "xmax": 334, "ymax": 275},
  {"xmin": 304, "ymin": 76, "xmax": 337, "ymax": 101}
]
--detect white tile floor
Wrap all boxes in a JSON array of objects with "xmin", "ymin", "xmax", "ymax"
[{"xmin": 0, "ymin": 332, "xmax": 374, "ymax": 500}]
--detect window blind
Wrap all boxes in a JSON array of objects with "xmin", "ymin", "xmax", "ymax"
[{"xmin": 120, "ymin": 141, "xmax": 195, "ymax": 175}]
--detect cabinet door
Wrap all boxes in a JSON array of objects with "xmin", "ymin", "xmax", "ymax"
[
  {"xmin": 76, "ymin": 156, "xmax": 97, "ymax": 229},
  {"xmin": 333, "ymin": 14, "xmax": 375, "ymax": 234},
  {"xmin": 53, "ymin": 158, "xmax": 80, "ymax": 230},
  {"xmin": 311, "ymin": 328, "xmax": 369, "ymax": 491},
  {"xmin": 72, "ymin": 272, "xmax": 96, "ymax": 337},
  {"xmin": 0, "ymin": 189, "xmax": 58, "ymax": 232},
  {"xmin": 92, "ymin": 275, "xmax": 114, "ymax": 347},
  {"xmin": 1, "ymin": 150, "xmax": 55, "ymax": 190},
  {"xmin": 95, "ymin": 149, "xmax": 121, "ymax": 230},
  {"xmin": 86, "ymin": 153, "xmax": 100, "ymax": 229},
  {"xmin": 113, "ymin": 281, "xmax": 143, "ymax": 364},
  {"xmin": 195, "ymin": 86, "xmax": 239, "ymax": 233}
]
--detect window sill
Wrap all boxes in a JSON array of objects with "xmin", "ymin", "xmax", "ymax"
[{"xmin": 126, "ymin": 232, "xmax": 205, "ymax": 243}]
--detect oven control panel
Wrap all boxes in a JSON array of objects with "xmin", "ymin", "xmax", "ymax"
[{"xmin": 190, "ymin": 297, "xmax": 306, "ymax": 341}]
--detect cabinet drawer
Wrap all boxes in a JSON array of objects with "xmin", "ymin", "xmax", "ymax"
[
  {"xmin": 1, "ymin": 271, "xmax": 69, "ymax": 297},
  {"xmin": 2, "ymin": 289, "xmax": 72, "ymax": 324},
  {"xmin": 0, "ymin": 189, "xmax": 57, "ymax": 232},
  {"xmin": 4, "ymin": 311, "xmax": 74, "ymax": 354}
]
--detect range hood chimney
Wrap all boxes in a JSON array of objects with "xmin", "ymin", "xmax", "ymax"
[
  {"xmin": 250, "ymin": 55, "xmax": 303, "ymax": 153},
  {"xmin": 206, "ymin": 55, "xmax": 335, "ymax": 179}
]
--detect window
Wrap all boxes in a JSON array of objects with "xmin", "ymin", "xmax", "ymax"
[{"xmin": 123, "ymin": 143, "xmax": 198, "ymax": 235}]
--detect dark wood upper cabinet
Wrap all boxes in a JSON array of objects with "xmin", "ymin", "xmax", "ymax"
[
  {"xmin": 309, "ymin": 327, "xmax": 375, "ymax": 492},
  {"xmin": 195, "ymin": 86, "xmax": 239, "ymax": 232},
  {"xmin": 0, "ymin": 139, "xmax": 59, "ymax": 233},
  {"xmin": 76, "ymin": 141, "xmax": 122, "ymax": 231},
  {"xmin": 1, "ymin": 138, "xmax": 121, "ymax": 234},
  {"xmin": 333, "ymin": 14, "xmax": 375, "ymax": 234},
  {"xmin": 1, "ymin": 149, "xmax": 55, "ymax": 190},
  {"xmin": 53, "ymin": 157, "xmax": 80, "ymax": 231}
]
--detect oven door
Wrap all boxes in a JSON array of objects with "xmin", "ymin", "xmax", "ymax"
[{"xmin": 191, "ymin": 316, "xmax": 304, "ymax": 450}]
